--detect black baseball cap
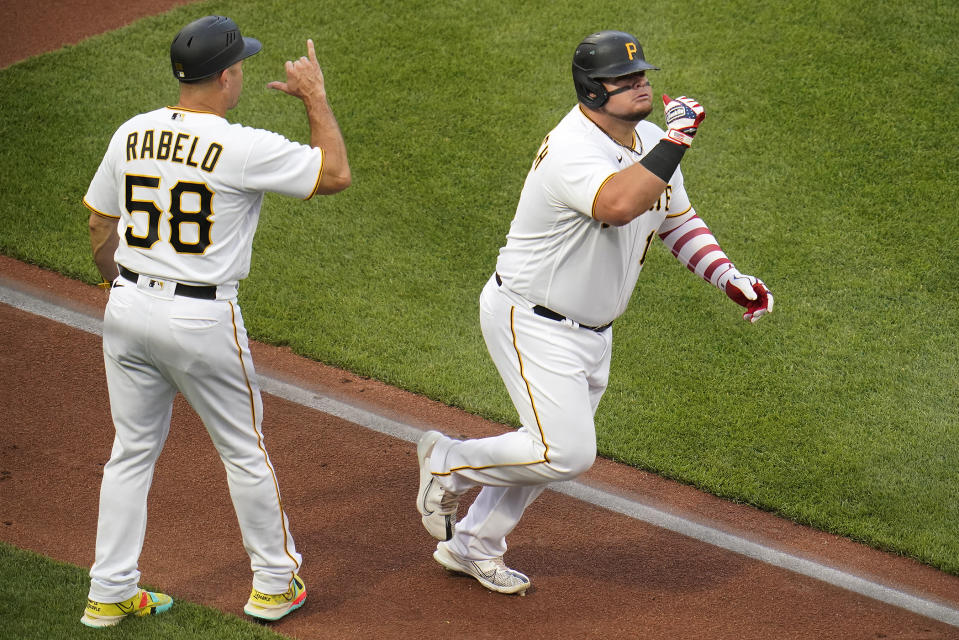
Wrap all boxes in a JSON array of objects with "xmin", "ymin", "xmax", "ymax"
[{"xmin": 170, "ymin": 16, "xmax": 262, "ymax": 82}]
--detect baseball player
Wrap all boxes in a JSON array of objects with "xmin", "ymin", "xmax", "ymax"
[
  {"xmin": 80, "ymin": 16, "xmax": 350, "ymax": 627},
  {"xmin": 416, "ymin": 30, "xmax": 773, "ymax": 595}
]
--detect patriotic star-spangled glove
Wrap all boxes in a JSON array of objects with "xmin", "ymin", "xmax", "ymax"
[
  {"xmin": 662, "ymin": 94, "xmax": 706, "ymax": 147},
  {"xmin": 717, "ymin": 267, "xmax": 775, "ymax": 323}
]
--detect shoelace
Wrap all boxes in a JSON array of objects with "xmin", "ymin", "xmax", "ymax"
[{"xmin": 487, "ymin": 558, "xmax": 525, "ymax": 585}]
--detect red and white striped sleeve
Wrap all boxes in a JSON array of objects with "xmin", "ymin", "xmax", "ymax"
[{"xmin": 657, "ymin": 209, "xmax": 735, "ymax": 290}]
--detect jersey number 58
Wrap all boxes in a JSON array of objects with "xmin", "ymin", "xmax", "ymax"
[{"xmin": 124, "ymin": 174, "xmax": 213, "ymax": 254}]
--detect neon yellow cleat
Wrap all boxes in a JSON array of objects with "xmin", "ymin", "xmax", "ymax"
[
  {"xmin": 80, "ymin": 589, "xmax": 173, "ymax": 628},
  {"xmin": 243, "ymin": 574, "xmax": 307, "ymax": 621}
]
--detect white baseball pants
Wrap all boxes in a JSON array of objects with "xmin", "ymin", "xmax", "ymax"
[
  {"xmin": 89, "ymin": 278, "xmax": 300, "ymax": 601},
  {"xmin": 429, "ymin": 275, "xmax": 613, "ymax": 560}
]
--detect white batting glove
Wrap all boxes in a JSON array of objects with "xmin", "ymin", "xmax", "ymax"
[
  {"xmin": 662, "ymin": 94, "xmax": 706, "ymax": 147},
  {"xmin": 718, "ymin": 268, "xmax": 774, "ymax": 323}
]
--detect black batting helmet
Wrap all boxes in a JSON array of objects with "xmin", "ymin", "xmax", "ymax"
[
  {"xmin": 572, "ymin": 30, "xmax": 659, "ymax": 109},
  {"xmin": 170, "ymin": 16, "xmax": 262, "ymax": 82}
]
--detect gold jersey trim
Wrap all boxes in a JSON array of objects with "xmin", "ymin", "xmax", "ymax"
[
  {"xmin": 82, "ymin": 197, "xmax": 120, "ymax": 219},
  {"xmin": 432, "ymin": 305, "xmax": 551, "ymax": 477},
  {"xmin": 304, "ymin": 150, "xmax": 325, "ymax": 201},
  {"xmin": 229, "ymin": 301, "xmax": 300, "ymax": 569}
]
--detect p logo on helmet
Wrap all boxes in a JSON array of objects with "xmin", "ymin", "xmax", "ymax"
[{"xmin": 625, "ymin": 42, "xmax": 637, "ymax": 61}]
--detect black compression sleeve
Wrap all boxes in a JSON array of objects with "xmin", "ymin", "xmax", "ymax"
[{"xmin": 639, "ymin": 140, "xmax": 687, "ymax": 182}]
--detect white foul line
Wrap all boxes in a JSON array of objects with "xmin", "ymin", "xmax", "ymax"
[{"xmin": 2, "ymin": 281, "xmax": 957, "ymax": 628}]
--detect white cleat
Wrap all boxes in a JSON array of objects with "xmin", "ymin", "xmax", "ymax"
[
  {"xmin": 433, "ymin": 541, "xmax": 531, "ymax": 595},
  {"xmin": 416, "ymin": 430, "xmax": 460, "ymax": 540}
]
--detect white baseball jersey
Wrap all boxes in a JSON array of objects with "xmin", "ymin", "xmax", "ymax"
[
  {"xmin": 84, "ymin": 105, "xmax": 322, "ymax": 602},
  {"xmin": 425, "ymin": 103, "xmax": 758, "ymax": 569},
  {"xmin": 495, "ymin": 105, "xmax": 691, "ymax": 327},
  {"xmin": 83, "ymin": 106, "xmax": 323, "ymax": 287}
]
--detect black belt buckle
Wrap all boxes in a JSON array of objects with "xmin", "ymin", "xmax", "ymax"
[{"xmin": 118, "ymin": 265, "xmax": 216, "ymax": 300}]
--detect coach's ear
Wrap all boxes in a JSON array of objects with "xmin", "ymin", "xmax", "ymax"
[{"xmin": 217, "ymin": 65, "xmax": 235, "ymax": 88}]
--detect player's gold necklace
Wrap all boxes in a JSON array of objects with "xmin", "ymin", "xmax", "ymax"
[
  {"xmin": 578, "ymin": 105, "xmax": 645, "ymax": 156},
  {"xmin": 593, "ymin": 119, "xmax": 644, "ymax": 156}
]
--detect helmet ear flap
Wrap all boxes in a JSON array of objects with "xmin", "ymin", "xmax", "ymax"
[{"xmin": 572, "ymin": 65, "xmax": 608, "ymax": 109}]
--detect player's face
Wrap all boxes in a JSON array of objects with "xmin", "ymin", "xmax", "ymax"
[{"xmin": 601, "ymin": 71, "xmax": 653, "ymax": 122}]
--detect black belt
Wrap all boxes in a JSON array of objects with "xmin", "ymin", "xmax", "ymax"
[
  {"xmin": 495, "ymin": 273, "xmax": 611, "ymax": 333},
  {"xmin": 118, "ymin": 265, "xmax": 217, "ymax": 300}
]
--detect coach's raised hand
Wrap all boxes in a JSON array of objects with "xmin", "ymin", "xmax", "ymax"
[
  {"xmin": 268, "ymin": 38, "xmax": 326, "ymax": 101},
  {"xmin": 269, "ymin": 38, "xmax": 351, "ymax": 195}
]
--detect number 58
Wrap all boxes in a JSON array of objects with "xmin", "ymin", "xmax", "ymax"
[{"xmin": 124, "ymin": 174, "xmax": 214, "ymax": 254}]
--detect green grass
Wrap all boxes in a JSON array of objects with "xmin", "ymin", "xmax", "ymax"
[
  {"xmin": 1, "ymin": 0, "xmax": 958, "ymax": 586},
  {"xmin": 0, "ymin": 543, "xmax": 289, "ymax": 639}
]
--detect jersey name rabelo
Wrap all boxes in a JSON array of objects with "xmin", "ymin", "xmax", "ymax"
[{"xmin": 124, "ymin": 128, "xmax": 223, "ymax": 173}]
